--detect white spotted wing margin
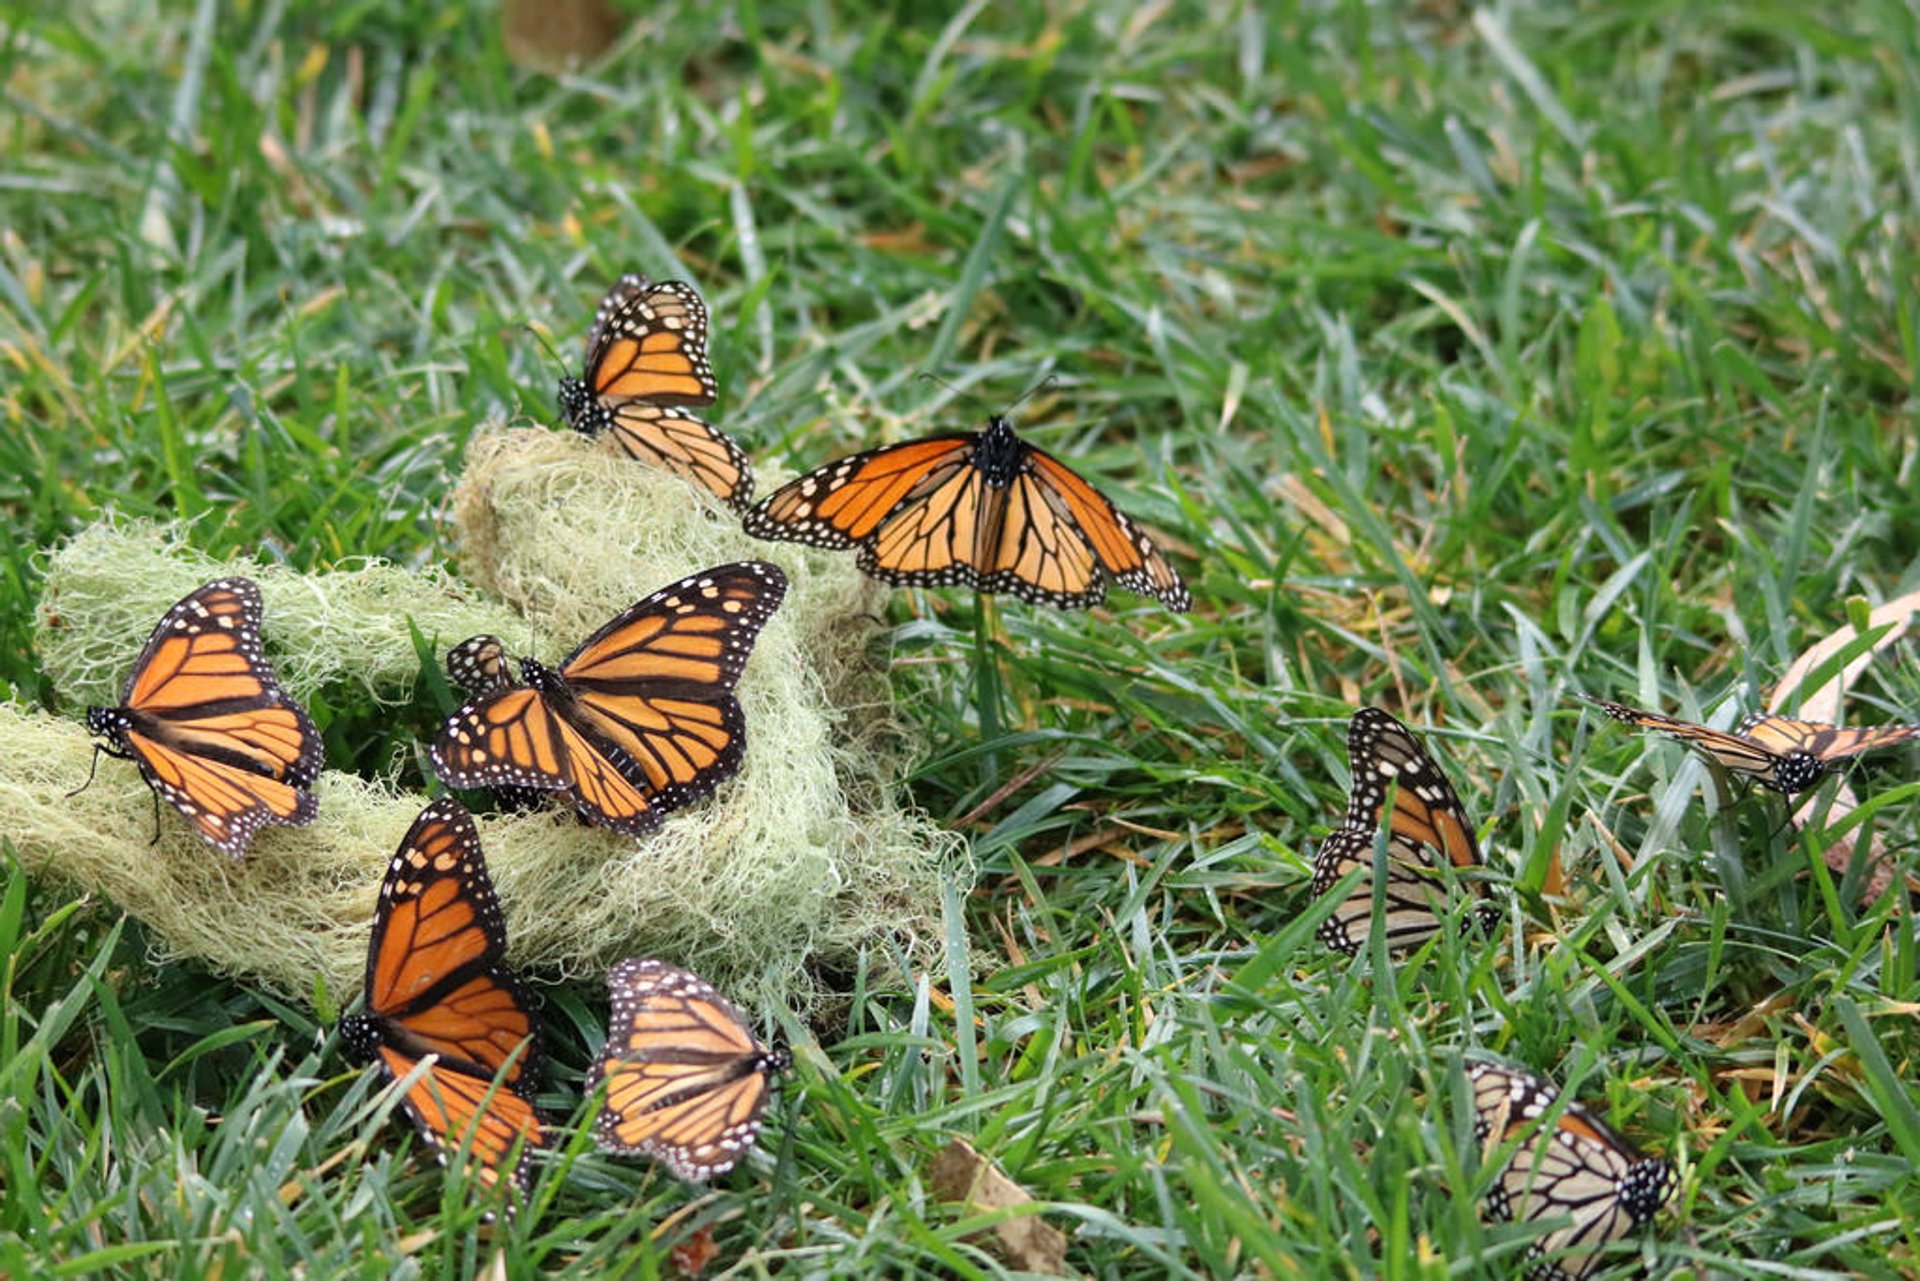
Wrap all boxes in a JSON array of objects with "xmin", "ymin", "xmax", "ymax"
[{"xmin": 1310, "ymin": 707, "xmax": 1498, "ymax": 956}]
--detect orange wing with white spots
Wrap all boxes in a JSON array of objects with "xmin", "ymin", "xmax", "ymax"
[
  {"xmin": 429, "ymin": 562, "xmax": 788, "ymax": 835},
  {"xmin": 587, "ymin": 958, "xmax": 788, "ymax": 1181},
  {"xmin": 338, "ymin": 799, "xmax": 544, "ymax": 1198},
  {"xmin": 83, "ymin": 577, "xmax": 323, "ymax": 857}
]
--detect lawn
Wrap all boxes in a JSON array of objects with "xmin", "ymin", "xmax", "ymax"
[{"xmin": 4, "ymin": 1, "xmax": 1920, "ymax": 1277}]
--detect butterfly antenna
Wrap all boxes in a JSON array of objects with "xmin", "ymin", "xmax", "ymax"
[
  {"xmin": 1004, "ymin": 372, "xmax": 1059, "ymax": 417},
  {"xmin": 522, "ymin": 322, "xmax": 571, "ymax": 378}
]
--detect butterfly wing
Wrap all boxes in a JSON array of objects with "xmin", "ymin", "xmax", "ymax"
[
  {"xmin": 339, "ymin": 799, "xmax": 544, "ymax": 1196},
  {"xmin": 1312, "ymin": 707, "xmax": 1487, "ymax": 955},
  {"xmin": 1737, "ymin": 712, "xmax": 1920, "ymax": 769},
  {"xmin": 372, "ymin": 1048, "xmax": 546, "ymax": 1195},
  {"xmin": 1469, "ymin": 1061, "xmax": 1674, "ymax": 1280},
  {"xmin": 587, "ymin": 958, "xmax": 788, "ymax": 1181},
  {"xmin": 431, "ymin": 685, "xmax": 667, "ymax": 835},
  {"xmin": 553, "ymin": 561, "xmax": 788, "ymax": 812},
  {"xmin": 447, "ymin": 635, "xmax": 514, "ymax": 697},
  {"xmin": 592, "ymin": 401, "xmax": 753, "ymax": 509},
  {"xmin": 1576, "ymin": 692, "xmax": 1807, "ymax": 791},
  {"xmin": 743, "ymin": 435, "xmax": 979, "ymax": 553},
  {"xmin": 583, "ymin": 278, "xmax": 717, "ymax": 407},
  {"xmin": 86, "ymin": 577, "xmax": 323, "ymax": 857},
  {"xmin": 1023, "ymin": 447, "xmax": 1190, "ymax": 610}
]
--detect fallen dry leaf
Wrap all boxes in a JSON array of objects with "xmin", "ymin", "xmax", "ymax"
[{"xmin": 929, "ymin": 1138, "xmax": 1072, "ymax": 1276}]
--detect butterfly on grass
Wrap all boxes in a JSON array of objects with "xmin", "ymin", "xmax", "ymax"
[
  {"xmin": 587, "ymin": 958, "xmax": 789, "ymax": 1181},
  {"xmin": 1311, "ymin": 707, "xmax": 1495, "ymax": 954},
  {"xmin": 1469, "ymin": 1059, "xmax": 1674, "ymax": 1281},
  {"xmin": 556, "ymin": 275, "xmax": 753, "ymax": 508},
  {"xmin": 1573, "ymin": 692, "xmax": 1920, "ymax": 794},
  {"xmin": 80, "ymin": 577, "xmax": 323, "ymax": 857},
  {"xmin": 741, "ymin": 413, "xmax": 1189, "ymax": 611}
]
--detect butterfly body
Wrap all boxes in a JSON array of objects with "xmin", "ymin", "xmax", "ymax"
[
  {"xmin": 340, "ymin": 799, "xmax": 544, "ymax": 1199},
  {"xmin": 1311, "ymin": 707, "xmax": 1493, "ymax": 955},
  {"xmin": 84, "ymin": 577, "xmax": 323, "ymax": 858},
  {"xmin": 1469, "ymin": 1060, "xmax": 1674, "ymax": 1280},
  {"xmin": 558, "ymin": 275, "xmax": 752, "ymax": 508},
  {"xmin": 589, "ymin": 958, "xmax": 788, "ymax": 1181},
  {"xmin": 743, "ymin": 413, "xmax": 1190, "ymax": 611},
  {"xmin": 431, "ymin": 562, "xmax": 787, "ymax": 836},
  {"xmin": 1575, "ymin": 692, "xmax": 1920, "ymax": 794}
]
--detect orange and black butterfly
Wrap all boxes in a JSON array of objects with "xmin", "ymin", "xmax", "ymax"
[
  {"xmin": 1573, "ymin": 692, "xmax": 1920, "ymax": 794},
  {"xmin": 557, "ymin": 275, "xmax": 753, "ymax": 509},
  {"xmin": 430, "ymin": 562, "xmax": 788, "ymax": 836},
  {"xmin": 1311, "ymin": 707, "xmax": 1494, "ymax": 955},
  {"xmin": 741, "ymin": 414, "xmax": 1189, "ymax": 611},
  {"xmin": 1469, "ymin": 1060, "xmax": 1674, "ymax": 1280},
  {"xmin": 587, "ymin": 958, "xmax": 789, "ymax": 1181},
  {"xmin": 338, "ymin": 798, "xmax": 545, "ymax": 1199},
  {"xmin": 82, "ymin": 577, "xmax": 323, "ymax": 858}
]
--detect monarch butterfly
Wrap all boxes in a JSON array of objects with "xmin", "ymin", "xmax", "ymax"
[
  {"xmin": 82, "ymin": 577, "xmax": 323, "ymax": 858},
  {"xmin": 430, "ymin": 562, "xmax": 788, "ymax": 836},
  {"xmin": 1573, "ymin": 692, "xmax": 1920, "ymax": 794},
  {"xmin": 740, "ymin": 413, "xmax": 1190, "ymax": 611},
  {"xmin": 338, "ymin": 798, "xmax": 545, "ymax": 1198},
  {"xmin": 556, "ymin": 275, "xmax": 753, "ymax": 509},
  {"xmin": 1310, "ymin": 707, "xmax": 1494, "ymax": 955},
  {"xmin": 587, "ymin": 957, "xmax": 789, "ymax": 1181},
  {"xmin": 1468, "ymin": 1060, "xmax": 1674, "ymax": 1281}
]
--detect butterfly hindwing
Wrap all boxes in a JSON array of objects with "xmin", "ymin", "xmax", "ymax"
[
  {"xmin": 84, "ymin": 577, "xmax": 323, "ymax": 857},
  {"xmin": 1312, "ymin": 707, "xmax": 1489, "ymax": 955},
  {"xmin": 338, "ymin": 799, "xmax": 544, "ymax": 1198},
  {"xmin": 743, "ymin": 415, "xmax": 1189, "ymax": 611},
  {"xmin": 587, "ymin": 957, "xmax": 789, "ymax": 1181}
]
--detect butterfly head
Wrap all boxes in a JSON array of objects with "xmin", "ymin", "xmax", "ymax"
[
  {"xmin": 1620, "ymin": 1157, "xmax": 1676, "ymax": 1224},
  {"xmin": 337, "ymin": 1012, "xmax": 384, "ymax": 1065},
  {"xmin": 84, "ymin": 705, "xmax": 122, "ymax": 738},
  {"xmin": 556, "ymin": 376, "xmax": 595, "ymax": 430},
  {"xmin": 974, "ymin": 415, "xmax": 1029, "ymax": 487},
  {"xmin": 1770, "ymin": 752, "xmax": 1825, "ymax": 794}
]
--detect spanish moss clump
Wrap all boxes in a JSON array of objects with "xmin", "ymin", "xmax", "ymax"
[{"xmin": 13, "ymin": 434, "xmax": 962, "ymax": 1014}]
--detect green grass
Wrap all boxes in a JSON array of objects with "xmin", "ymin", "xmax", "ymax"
[{"xmin": 6, "ymin": 0, "xmax": 1920, "ymax": 1276}]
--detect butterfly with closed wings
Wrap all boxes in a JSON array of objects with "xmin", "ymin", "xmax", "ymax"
[
  {"xmin": 1573, "ymin": 691, "xmax": 1920, "ymax": 794},
  {"xmin": 557, "ymin": 275, "xmax": 754, "ymax": 509},
  {"xmin": 741, "ymin": 413, "xmax": 1189, "ymax": 611},
  {"xmin": 1311, "ymin": 707, "xmax": 1496, "ymax": 955},
  {"xmin": 430, "ymin": 562, "xmax": 787, "ymax": 836},
  {"xmin": 1469, "ymin": 1059, "xmax": 1675, "ymax": 1281},
  {"xmin": 338, "ymin": 799, "xmax": 545, "ymax": 1200},
  {"xmin": 588, "ymin": 957, "xmax": 789, "ymax": 1181},
  {"xmin": 81, "ymin": 577, "xmax": 323, "ymax": 858}
]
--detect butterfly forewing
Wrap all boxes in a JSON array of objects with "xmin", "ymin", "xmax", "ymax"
[
  {"xmin": 588, "ymin": 957, "xmax": 788, "ymax": 1182},
  {"xmin": 84, "ymin": 577, "xmax": 323, "ymax": 857}
]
